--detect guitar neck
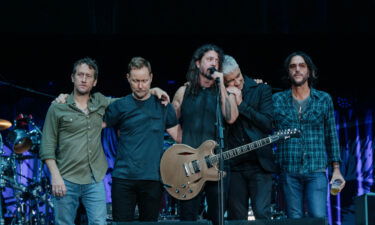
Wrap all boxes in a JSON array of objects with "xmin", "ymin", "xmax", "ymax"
[{"xmin": 210, "ymin": 136, "xmax": 274, "ymax": 164}]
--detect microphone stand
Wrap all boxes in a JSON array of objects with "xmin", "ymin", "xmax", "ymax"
[
  {"xmin": 0, "ymin": 80, "xmax": 55, "ymax": 98},
  {"xmin": 214, "ymin": 78, "xmax": 225, "ymax": 225}
]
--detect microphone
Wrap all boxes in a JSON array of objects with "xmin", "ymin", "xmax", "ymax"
[{"xmin": 204, "ymin": 67, "xmax": 217, "ymax": 80}]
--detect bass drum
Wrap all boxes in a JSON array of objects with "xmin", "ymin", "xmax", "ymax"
[{"xmin": 7, "ymin": 129, "xmax": 32, "ymax": 154}]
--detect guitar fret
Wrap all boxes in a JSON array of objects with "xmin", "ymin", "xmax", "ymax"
[
  {"xmin": 216, "ymin": 137, "xmax": 273, "ymax": 162},
  {"xmin": 207, "ymin": 129, "xmax": 298, "ymax": 166}
]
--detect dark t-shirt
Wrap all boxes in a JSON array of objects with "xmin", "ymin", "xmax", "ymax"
[
  {"xmin": 181, "ymin": 87, "xmax": 218, "ymax": 149},
  {"xmin": 103, "ymin": 94, "xmax": 178, "ymax": 181}
]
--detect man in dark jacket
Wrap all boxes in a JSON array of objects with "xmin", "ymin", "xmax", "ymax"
[{"xmin": 223, "ymin": 55, "xmax": 278, "ymax": 220}]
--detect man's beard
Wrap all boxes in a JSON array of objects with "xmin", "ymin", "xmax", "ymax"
[{"xmin": 290, "ymin": 75, "xmax": 309, "ymax": 87}]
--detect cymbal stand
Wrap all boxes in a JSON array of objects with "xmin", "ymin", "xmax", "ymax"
[
  {"xmin": 10, "ymin": 155, "xmax": 28, "ymax": 225},
  {"xmin": 29, "ymin": 121, "xmax": 53, "ymax": 224},
  {"xmin": 0, "ymin": 193, "xmax": 4, "ymax": 225},
  {"xmin": 30, "ymin": 121, "xmax": 53, "ymax": 224}
]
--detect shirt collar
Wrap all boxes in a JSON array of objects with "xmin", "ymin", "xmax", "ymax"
[
  {"xmin": 287, "ymin": 87, "xmax": 320, "ymax": 100},
  {"xmin": 242, "ymin": 75, "xmax": 258, "ymax": 90},
  {"xmin": 66, "ymin": 92, "xmax": 96, "ymax": 108}
]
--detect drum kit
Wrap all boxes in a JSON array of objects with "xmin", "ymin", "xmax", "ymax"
[{"xmin": 0, "ymin": 115, "xmax": 53, "ymax": 225}]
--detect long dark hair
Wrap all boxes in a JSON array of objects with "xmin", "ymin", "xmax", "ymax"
[
  {"xmin": 283, "ymin": 51, "xmax": 318, "ymax": 87},
  {"xmin": 185, "ymin": 44, "xmax": 224, "ymax": 95}
]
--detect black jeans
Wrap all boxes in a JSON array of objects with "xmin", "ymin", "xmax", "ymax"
[
  {"xmin": 227, "ymin": 164, "xmax": 273, "ymax": 220},
  {"xmin": 111, "ymin": 178, "xmax": 162, "ymax": 222},
  {"xmin": 179, "ymin": 169, "xmax": 229, "ymax": 225}
]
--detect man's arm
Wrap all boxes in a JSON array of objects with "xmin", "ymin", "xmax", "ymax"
[
  {"xmin": 55, "ymin": 89, "xmax": 164, "ymax": 105},
  {"xmin": 172, "ymin": 86, "xmax": 186, "ymax": 119},
  {"xmin": 164, "ymin": 102, "xmax": 182, "ymax": 143},
  {"xmin": 211, "ymin": 72, "xmax": 239, "ymax": 124},
  {"xmin": 325, "ymin": 95, "xmax": 345, "ymax": 191},
  {"xmin": 166, "ymin": 124, "xmax": 182, "ymax": 143},
  {"xmin": 103, "ymin": 100, "xmax": 121, "ymax": 128},
  {"xmin": 45, "ymin": 159, "xmax": 67, "ymax": 197},
  {"xmin": 53, "ymin": 93, "xmax": 69, "ymax": 103},
  {"xmin": 150, "ymin": 87, "xmax": 170, "ymax": 106},
  {"xmin": 228, "ymin": 84, "xmax": 273, "ymax": 132},
  {"xmin": 39, "ymin": 106, "xmax": 66, "ymax": 197}
]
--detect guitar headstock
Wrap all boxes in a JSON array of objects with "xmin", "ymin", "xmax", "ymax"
[{"xmin": 275, "ymin": 128, "xmax": 301, "ymax": 140}]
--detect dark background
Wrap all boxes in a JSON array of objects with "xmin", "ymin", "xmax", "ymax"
[{"xmin": 1, "ymin": 0, "xmax": 375, "ymax": 121}]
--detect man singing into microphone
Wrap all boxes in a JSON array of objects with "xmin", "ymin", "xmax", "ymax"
[{"xmin": 172, "ymin": 44, "xmax": 238, "ymax": 225}]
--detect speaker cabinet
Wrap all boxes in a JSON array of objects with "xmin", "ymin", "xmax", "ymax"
[{"xmin": 355, "ymin": 192, "xmax": 375, "ymax": 225}]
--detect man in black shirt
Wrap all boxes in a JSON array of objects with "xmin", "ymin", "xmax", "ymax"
[
  {"xmin": 223, "ymin": 55, "xmax": 278, "ymax": 220},
  {"xmin": 103, "ymin": 57, "xmax": 180, "ymax": 222},
  {"xmin": 172, "ymin": 44, "xmax": 238, "ymax": 225}
]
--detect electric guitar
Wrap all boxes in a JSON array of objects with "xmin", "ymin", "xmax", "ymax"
[{"xmin": 160, "ymin": 129, "xmax": 300, "ymax": 200}]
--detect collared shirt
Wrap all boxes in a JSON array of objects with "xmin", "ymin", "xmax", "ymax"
[
  {"xmin": 273, "ymin": 88, "xmax": 341, "ymax": 173},
  {"xmin": 40, "ymin": 92, "xmax": 112, "ymax": 184}
]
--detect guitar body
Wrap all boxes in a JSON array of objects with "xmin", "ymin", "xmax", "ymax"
[
  {"xmin": 160, "ymin": 140, "xmax": 220, "ymax": 200},
  {"xmin": 160, "ymin": 129, "xmax": 300, "ymax": 201}
]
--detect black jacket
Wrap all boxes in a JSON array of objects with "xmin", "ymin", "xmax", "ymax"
[{"xmin": 228, "ymin": 76, "xmax": 279, "ymax": 173}]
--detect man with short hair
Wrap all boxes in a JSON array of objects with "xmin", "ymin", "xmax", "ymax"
[
  {"xmin": 222, "ymin": 55, "xmax": 278, "ymax": 220},
  {"xmin": 103, "ymin": 57, "xmax": 180, "ymax": 222},
  {"xmin": 40, "ymin": 57, "xmax": 109, "ymax": 225}
]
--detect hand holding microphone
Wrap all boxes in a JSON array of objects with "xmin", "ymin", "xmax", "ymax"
[
  {"xmin": 226, "ymin": 86, "xmax": 242, "ymax": 105},
  {"xmin": 205, "ymin": 66, "xmax": 222, "ymax": 83}
]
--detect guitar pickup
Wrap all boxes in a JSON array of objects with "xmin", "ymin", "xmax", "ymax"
[
  {"xmin": 205, "ymin": 155, "xmax": 213, "ymax": 168},
  {"xmin": 183, "ymin": 163, "xmax": 191, "ymax": 177},
  {"xmin": 183, "ymin": 160, "xmax": 201, "ymax": 177},
  {"xmin": 191, "ymin": 160, "xmax": 201, "ymax": 173}
]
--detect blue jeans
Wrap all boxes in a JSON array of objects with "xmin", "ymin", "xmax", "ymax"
[
  {"xmin": 53, "ymin": 179, "xmax": 107, "ymax": 225},
  {"xmin": 281, "ymin": 172, "xmax": 327, "ymax": 219}
]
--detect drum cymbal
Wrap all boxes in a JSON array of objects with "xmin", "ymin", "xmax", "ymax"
[{"xmin": 0, "ymin": 119, "xmax": 12, "ymax": 131}]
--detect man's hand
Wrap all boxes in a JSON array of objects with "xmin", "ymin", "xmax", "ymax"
[
  {"xmin": 254, "ymin": 78, "xmax": 267, "ymax": 84},
  {"xmin": 51, "ymin": 173, "xmax": 67, "ymax": 197},
  {"xmin": 150, "ymin": 87, "xmax": 170, "ymax": 106},
  {"xmin": 226, "ymin": 86, "xmax": 242, "ymax": 105},
  {"xmin": 53, "ymin": 94, "xmax": 69, "ymax": 104},
  {"xmin": 211, "ymin": 71, "xmax": 224, "ymax": 83},
  {"xmin": 330, "ymin": 168, "xmax": 346, "ymax": 193}
]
